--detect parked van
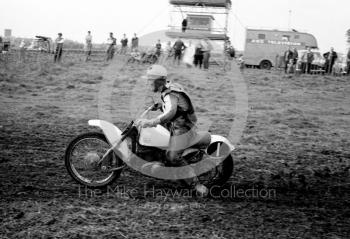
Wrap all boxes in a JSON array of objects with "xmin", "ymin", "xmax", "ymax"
[{"xmin": 244, "ymin": 28, "xmax": 318, "ymax": 69}]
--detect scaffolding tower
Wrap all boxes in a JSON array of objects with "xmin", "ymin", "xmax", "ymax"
[{"xmin": 166, "ymin": 0, "xmax": 231, "ymax": 40}]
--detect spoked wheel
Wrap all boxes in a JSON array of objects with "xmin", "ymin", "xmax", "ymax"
[
  {"xmin": 195, "ymin": 156, "xmax": 233, "ymax": 188},
  {"xmin": 65, "ymin": 132, "xmax": 123, "ymax": 188}
]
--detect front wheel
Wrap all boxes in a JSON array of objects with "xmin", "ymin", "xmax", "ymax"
[{"xmin": 64, "ymin": 132, "xmax": 123, "ymax": 188}]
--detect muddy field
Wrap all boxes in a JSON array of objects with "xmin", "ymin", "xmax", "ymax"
[{"xmin": 0, "ymin": 51, "xmax": 350, "ymax": 238}]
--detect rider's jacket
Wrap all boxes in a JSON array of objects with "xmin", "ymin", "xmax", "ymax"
[{"xmin": 158, "ymin": 83, "xmax": 197, "ymax": 130}]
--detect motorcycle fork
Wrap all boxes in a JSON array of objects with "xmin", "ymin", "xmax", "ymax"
[
  {"xmin": 98, "ymin": 131, "xmax": 137, "ymax": 172},
  {"xmin": 98, "ymin": 135, "xmax": 128, "ymax": 172}
]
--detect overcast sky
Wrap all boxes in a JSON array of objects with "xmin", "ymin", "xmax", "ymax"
[{"xmin": 1, "ymin": 0, "xmax": 349, "ymax": 52}]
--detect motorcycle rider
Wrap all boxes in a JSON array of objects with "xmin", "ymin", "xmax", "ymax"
[{"xmin": 136, "ymin": 65, "xmax": 210, "ymax": 196}]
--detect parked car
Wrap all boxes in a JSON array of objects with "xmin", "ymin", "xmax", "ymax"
[
  {"xmin": 332, "ymin": 53, "xmax": 347, "ymax": 75},
  {"xmin": 296, "ymin": 49, "xmax": 326, "ymax": 73},
  {"xmin": 27, "ymin": 36, "xmax": 53, "ymax": 53}
]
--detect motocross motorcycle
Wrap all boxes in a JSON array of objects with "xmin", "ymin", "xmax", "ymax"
[{"xmin": 65, "ymin": 105, "xmax": 235, "ymax": 189}]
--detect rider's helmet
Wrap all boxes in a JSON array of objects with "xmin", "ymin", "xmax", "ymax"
[
  {"xmin": 146, "ymin": 65, "xmax": 168, "ymax": 92},
  {"xmin": 146, "ymin": 65, "xmax": 167, "ymax": 79}
]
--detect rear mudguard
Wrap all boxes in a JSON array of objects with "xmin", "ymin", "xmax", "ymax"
[
  {"xmin": 210, "ymin": 135, "xmax": 235, "ymax": 151},
  {"xmin": 182, "ymin": 135, "xmax": 235, "ymax": 158},
  {"xmin": 88, "ymin": 120, "xmax": 131, "ymax": 162},
  {"xmin": 206, "ymin": 135, "xmax": 235, "ymax": 157}
]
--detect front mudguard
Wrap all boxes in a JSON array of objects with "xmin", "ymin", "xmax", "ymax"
[{"xmin": 88, "ymin": 120, "xmax": 131, "ymax": 162}]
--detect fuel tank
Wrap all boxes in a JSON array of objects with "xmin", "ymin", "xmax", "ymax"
[{"xmin": 138, "ymin": 125, "xmax": 170, "ymax": 149}]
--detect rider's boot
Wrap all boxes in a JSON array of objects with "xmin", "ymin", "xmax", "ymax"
[{"xmin": 141, "ymin": 162, "xmax": 164, "ymax": 175}]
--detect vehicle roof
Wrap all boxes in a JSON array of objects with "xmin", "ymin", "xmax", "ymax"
[
  {"xmin": 170, "ymin": 0, "xmax": 231, "ymax": 8},
  {"xmin": 247, "ymin": 28, "xmax": 312, "ymax": 36},
  {"xmin": 298, "ymin": 49, "xmax": 321, "ymax": 53}
]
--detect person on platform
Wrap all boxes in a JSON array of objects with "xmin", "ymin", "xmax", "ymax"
[{"xmin": 182, "ymin": 18, "xmax": 188, "ymax": 33}]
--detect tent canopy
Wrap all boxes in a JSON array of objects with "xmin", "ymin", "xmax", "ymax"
[{"xmin": 170, "ymin": 0, "xmax": 231, "ymax": 8}]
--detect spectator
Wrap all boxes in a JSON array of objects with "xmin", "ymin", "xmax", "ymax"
[
  {"xmin": 131, "ymin": 33, "xmax": 139, "ymax": 52},
  {"xmin": 295, "ymin": 59, "xmax": 303, "ymax": 75},
  {"xmin": 182, "ymin": 18, "xmax": 188, "ymax": 33},
  {"xmin": 237, "ymin": 54, "xmax": 245, "ymax": 72},
  {"xmin": 194, "ymin": 42, "xmax": 204, "ymax": 68},
  {"xmin": 224, "ymin": 40, "xmax": 235, "ymax": 58},
  {"xmin": 301, "ymin": 47, "xmax": 314, "ymax": 74},
  {"xmin": 286, "ymin": 59, "xmax": 295, "ymax": 74},
  {"xmin": 292, "ymin": 48, "xmax": 299, "ymax": 65},
  {"xmin": 323, "ymin": 47, "xmax": 338, "ymax": 74},
  {"xmin": 0, "ymin": 36, "xmax": 3, "ymax": 53},
  {"xmin": 19, "ymin": 40, "xmax": 26, "ymax": 62},
  {"xmin": 160, "ymin": 41, "xmax": 173, "ymax": 64},
  {"xmin": 347, "ymin": 48, "xmax": 350, "ymax": 75},
  {"xmin": 166, "ymin": 41, "xmax": 173, "ymax": 56},
  {"xmin": 173, "ymin": 37, "xmax": 186, "ymax": 65},
  {"xmin": 54, "ymin": 33, "xmax": 64, "ymax": 63},
  {"xmin": 202, "ymin": 39, "xmax": 213, "ymax": 70},
  {"xmin": 106, "ymin": 32, "xmax": 116, "ymax": 61},
  {"xmin": 155, "ymin": 40, "xmax": 162, "ymax": 57},
  {"xmin": 120, "ymin": 34, "xmax": 128, "ymax": 55},
  {"xmin": 85, "ymin": 31, "xmax": 92, "ymax": 61},
  {"xmin": 223, "ymin": 40, "xmax": 235, "ymax": 71},
  {"xmin": 284, "ymin": 48, "xmax": 294, "ymax": 73}
]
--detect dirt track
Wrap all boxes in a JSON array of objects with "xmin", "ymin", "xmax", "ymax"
[{"xmin": 1, "ymin": 52, "xmax": 350, "ymax": 238}]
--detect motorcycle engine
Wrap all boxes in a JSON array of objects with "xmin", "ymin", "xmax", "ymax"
[{"xmin": 136, "ymin": 144, "xmax": 165, "ymax": 163}]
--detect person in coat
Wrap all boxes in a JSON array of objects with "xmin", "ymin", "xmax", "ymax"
[{"xmin": 323, "ymin": 47, "xmax": 338, "ymax": 74}]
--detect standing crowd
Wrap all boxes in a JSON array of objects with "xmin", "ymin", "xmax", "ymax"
[
  {"xmin": 51, "ymin": 31, "xmax": 213, "ymax": 68},
  {"xmin": 283, "ymin": 46, "xmax": 350, "ymax": 75},
  {"xmin": 13, "ymin": 31, "xmax": 350, "ymax": 75},
  {"xmin": 126, "ymin": 37, "xmax": 215, "ymax": 70},
  {"xmin": 48, "ymin": 31, "xmax": 140, "ymax": 63}
]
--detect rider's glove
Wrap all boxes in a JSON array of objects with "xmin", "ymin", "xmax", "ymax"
[{"xmin": 151, "ymin": 103, "xmax": 162, "ymax": 111}]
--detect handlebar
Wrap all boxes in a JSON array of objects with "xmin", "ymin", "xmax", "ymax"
[
  {"xmin": 121, "ymin": 104, "xmax": 158, "ymax": 136},
  {"xmin": 139, "ymin": 105, "xmax": 154, "ymax": 119}
]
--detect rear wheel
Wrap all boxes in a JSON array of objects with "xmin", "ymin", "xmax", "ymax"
[
  {"xmin": 181, "ymin": 142, "xmax": 234, "ymax": 188},
  {"xmin": 194, "ymin": 155, "xmax": 233, "ymax": 189},
  {"xmin": 64, "ymin": 132, "xmax": 123, "ymax": 188},
  {"xmin": 259, "ymin": 60, "xmax": 272, "ymax": 70}
]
